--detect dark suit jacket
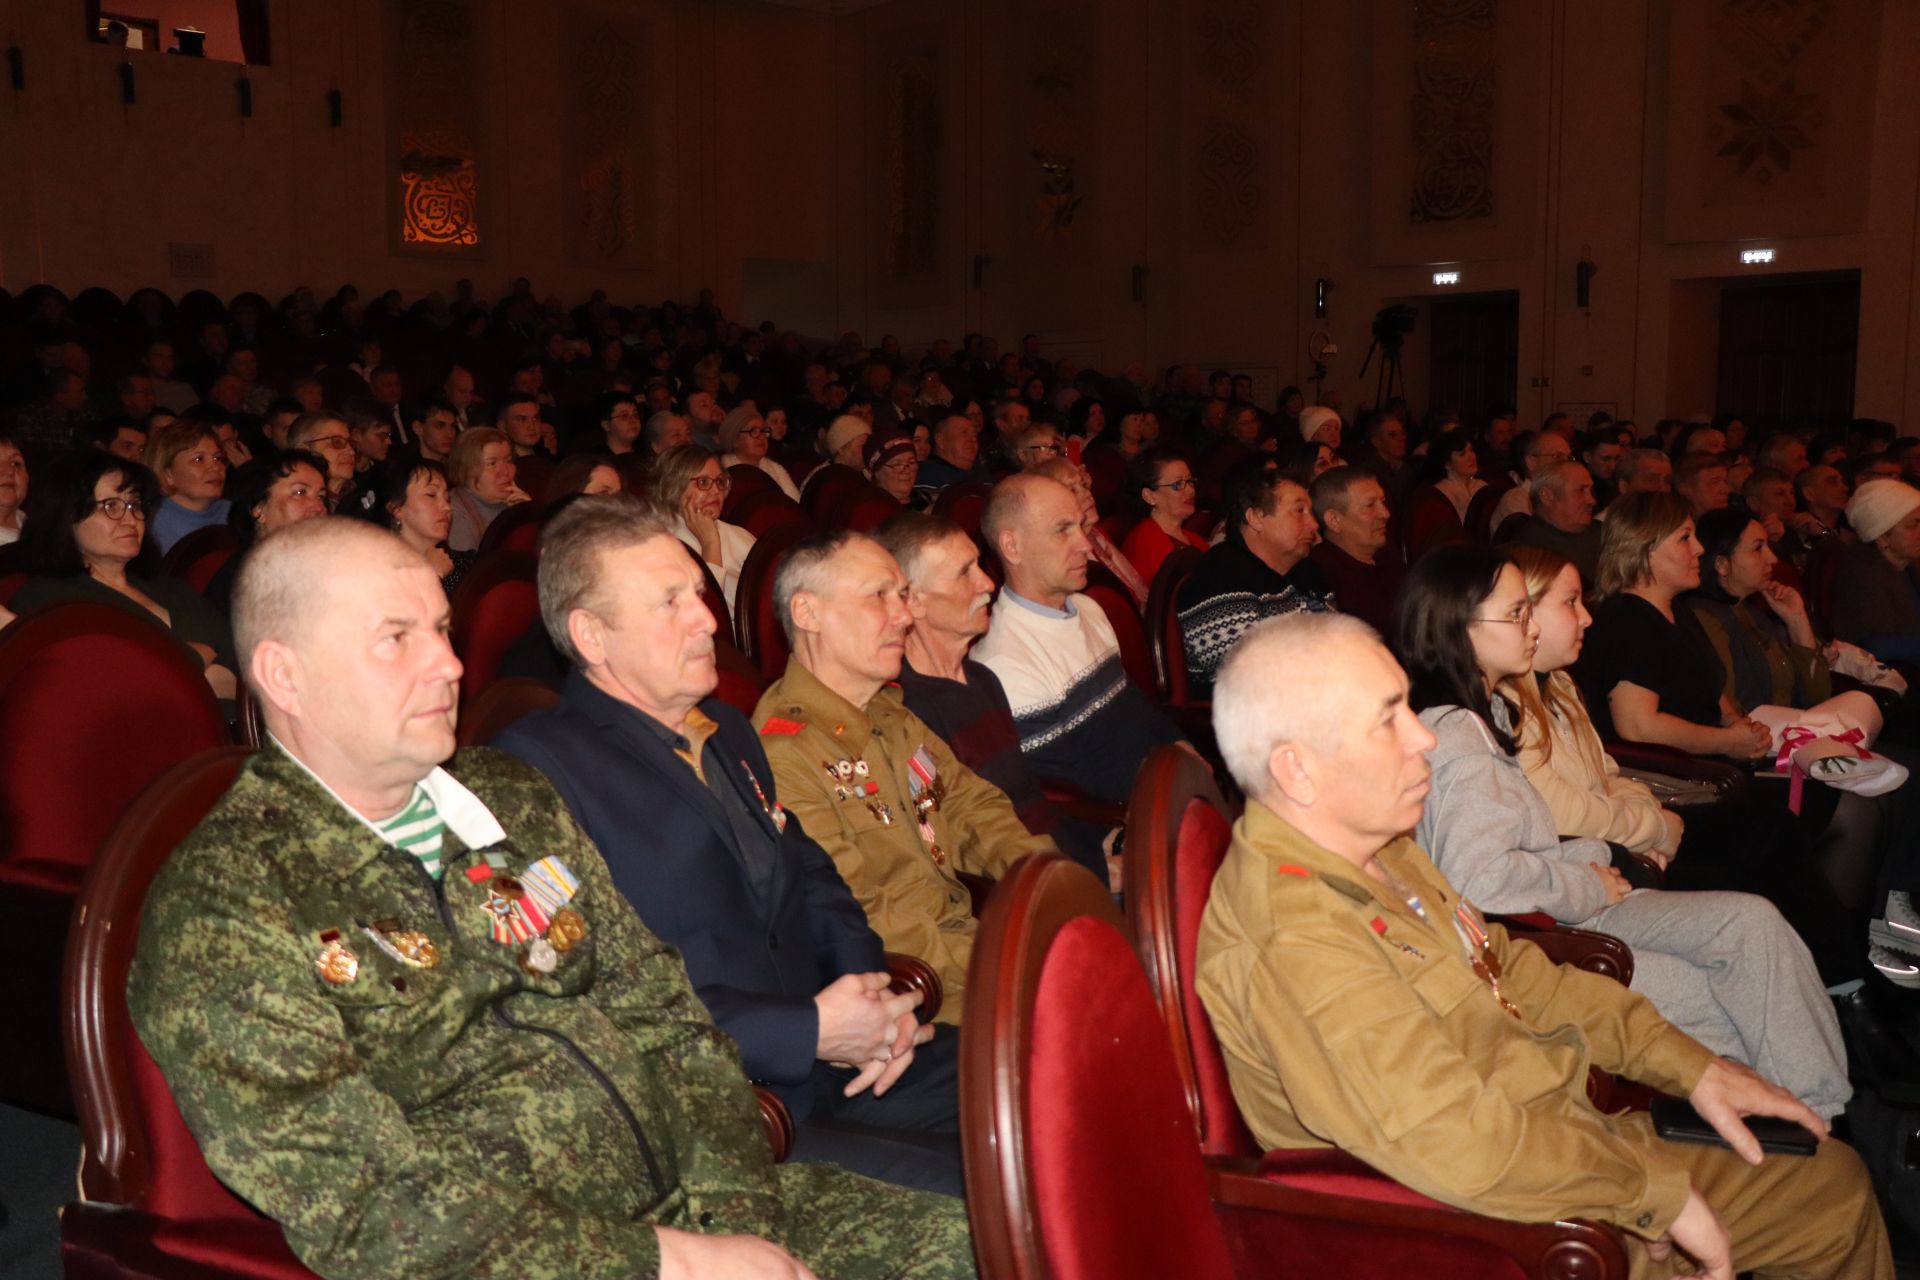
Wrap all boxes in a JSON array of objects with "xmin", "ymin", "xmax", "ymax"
[{"xmin": 494, "ymin": 671, "xmax": 884, "ymax": 1111}]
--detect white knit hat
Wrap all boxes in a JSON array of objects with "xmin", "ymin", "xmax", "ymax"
[
  {"xmin": 1296, "ymin": 406, "xmax": 1341, "ymax": 444},
  {"xmin": 1846, "ymin": 478, "xmax": 1920, "ymax": 544}
]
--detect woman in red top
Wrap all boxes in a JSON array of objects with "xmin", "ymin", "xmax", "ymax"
[{"xmin": 1120, "ymin": 447, "xmax": 1208, "ymax": 586}]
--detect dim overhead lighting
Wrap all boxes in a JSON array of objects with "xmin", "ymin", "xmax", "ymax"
[
  {"xmin": 1432, "ymin": 271, "xmax": 1460, "ymax": 286},
  {"xmin": 1740, "ymin": 248, "xmax": 1775, "ymax": 265}
]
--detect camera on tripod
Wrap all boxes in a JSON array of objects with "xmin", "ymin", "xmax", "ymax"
[{"xmin": 1371, "ymin": 304, "xmax": 1418, "ymax": 357}]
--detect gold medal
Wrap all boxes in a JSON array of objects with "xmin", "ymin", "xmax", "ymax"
[
  {"xmin": 362, "ymin": 921, "xmax": 441, "ymax": 969},
  {"xmin": 315, "ymin": 933, "xmax": 359, "ymax": 985},
  {"xmin": 548, "ymin": 907, "xmax": 589, "ymax": 953}
]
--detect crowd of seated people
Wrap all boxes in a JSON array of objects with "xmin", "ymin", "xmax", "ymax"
[{"xmin": 6, "ymin": 275, "xmax": 1920, "ymax": 1274}]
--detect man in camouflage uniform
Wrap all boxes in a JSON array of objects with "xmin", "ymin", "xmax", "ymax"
[
  {"xmin": 753, "ymin": 531, "xmax": 1057, "ymax": 1022},
  {"xmin": 129, "ymin": 519, "xmax": 974, "ymax": 1280}
]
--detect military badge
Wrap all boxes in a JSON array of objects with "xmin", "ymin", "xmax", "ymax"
[
  {"xmin": 740, "ymin": 761, "xmax": 788, "ymax": 833},
  {"xmin": 315, "ymin": 930, "xmax": 359, "ymax": 985},
  {"xmin": 548, "ymin": 907, "xmax": 589, "ymax": 953},
  {"xmin": 523, "ymin": 938, "xmax": 559, "ymax": 975},
  {"xmin": 521, "ymin": 857, "xmax": 580, "ymax": 917},
  {"xmin": 361, "ymin": 919, "xmax": 441, "ymax": 969}
]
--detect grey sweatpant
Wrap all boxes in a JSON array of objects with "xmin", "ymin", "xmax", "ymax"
[{"xmin": 1590, "ymin": 888, "xmax": 1851, "ymax": 1118}]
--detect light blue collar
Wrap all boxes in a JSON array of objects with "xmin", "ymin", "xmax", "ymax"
[{"xmin": 1001, "ymin": 586, "xmax": 1076, "ymax": 620}]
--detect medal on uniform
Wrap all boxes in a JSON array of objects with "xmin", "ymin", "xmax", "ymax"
[
  {"xmin": 361, "ymin": 919, "xmax": 441, "ymax": 969},
  {"xmin": 907, "ymin": 746, "xmax": 944, "ymax": 818},
  {"xmin": 740, "ymin": 760, "xmax": 788, "ymax": 833},
  {"xmin": 1455, "ymin": 902, "xmax": 1523, "ymax": 1021},
  {"xmin": 520, "ymin": 856, "xmax": 579, "ymax": 918},
  {"xmin": 523, "ymin": 937, "xmax": 559, "ymax": 975},
  {"xmin": 548, "ymin": 906, "xmax": 589, "ymax": 953},
  {"xmin": 314, "ymin": 929, "xmax": 359, "ymax": 985},
  {"xmin": 858, "ymin": 778, "xmax": 893, "ymax": 825}
]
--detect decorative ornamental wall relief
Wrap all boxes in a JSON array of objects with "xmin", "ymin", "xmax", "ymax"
[
  {"xmin": 1706, "ymin": 0, "xmax": 1833, "ymax": 188},
  {"xmin": 1190, "ymin": 0, "xmax": 1266, "ymax": 248},
  {"xmin": 563, "ymin": 8, "xmax": 660, "ymax": 269},
  {"xmin": 1024, "ymin": 1, "xmax": 1093, "ymax": 240},
  {"xmin": 386, "ymin": 0, "xmax": 483, "ymax": 255},
  {"xmin": 1409, "ymin": 0, "xmax": 1495, "ymax": 224}
]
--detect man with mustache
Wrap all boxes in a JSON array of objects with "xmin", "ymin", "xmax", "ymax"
[
  {"xmin": 1198, "ymin": 612, "xmax": 1889, "ymax": 1280},
  {"xmin": 131, "ymin": 517, "xmax": 975, "ymax": 1280},
  {"xmin": 972, "ymin": 473, "xmax": 1185, "ymax": 804},
  {"xmin": 755, "ymin": 530, "xmax": 1056, "ymax": 1022},
  {"xmin": 494, "ymin": 497, "xmax": 963, "ymax": 1196}
]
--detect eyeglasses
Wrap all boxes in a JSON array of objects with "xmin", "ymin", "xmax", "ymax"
[
  {"xmin": 738, "ymin": 426, "xmax": 771, "ymax": 438},
  {"xmin": 307, "ymin": 435, "xmax": 353, "ymax": 451},
  {"xmin": 879, "ymin": 458, "xmax": 918, "ymax": 474},
  {"xmin": 93, "ymin": 497, "xmax": 146, "ymax": 521},
  {"xmin": 1152, "ymin": 477, "xmax": 1197, "ymax": 492},
  {"xmin": 1020, "ymin": 441, "xmax": 1063, "ymax": 457},
  {"xmin": 1472, "ymin": 604, "xmax": 1534, "ymax": 627},
  {"xmin": 689, "ymin": 474, "xmax": 732, "ymax": 493}
]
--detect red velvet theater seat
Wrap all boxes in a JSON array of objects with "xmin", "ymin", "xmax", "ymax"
[
  {"xmin": 0, "ymin": 602, "xmax": 231, "ymax": 1114},
  {"xmin": 959, "ymin": 854, "xmax": 1239, "ymax": 1280},
  {"xmin": 61, "ymin": 746, "xmax": 317, "ymax": 1280},
  {"xmin": 734, "ymin": 521, "xmax": 811, "ymax": 682},
  {"xmin": 447, "ymin": 550, "xmax": 539, "ymax": 708},
  {"xmin": 1120, "ymin": 744, "xmax": 1631, "ymax": 1280}
]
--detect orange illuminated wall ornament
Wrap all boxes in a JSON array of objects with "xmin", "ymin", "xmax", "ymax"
[{"xmin": 399, "ymin": 132, "xmax": 479, "ymax": 248}]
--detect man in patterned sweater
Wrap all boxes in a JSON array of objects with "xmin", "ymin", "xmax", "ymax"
[
  {"xmin": 973, "ymin": 473, "xmax": 1185, "ymax": 804},
  {"xmin": 1177, "ymin": 455, "xmax": 1335, "ymax": 698}
]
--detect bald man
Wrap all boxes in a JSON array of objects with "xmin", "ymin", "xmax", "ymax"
[
  {"xmin": 129, "ymin": 519, "xmax": 973, "ymax": 1280},
  {"xmin": 973, "ymin": 473, "xmax": 1185, "ymax": 803},
  {"xmin": 1197, "ymin": 613, "xmax": 1888, "ymax": 1280}
]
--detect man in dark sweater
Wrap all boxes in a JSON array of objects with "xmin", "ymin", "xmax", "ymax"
[
  {"xmin": 879, "ymin": 513, "xmax": 1113, "ymax": 883},
  {"xmin": 1308, "ymin": 466, "xmax": 1405, "ymax": 635},
  {"xmin": 1507, "ymin": 460, "xmax": 1603, "ymax": 584},
  {"xmin": 1178, "ymin": 456, "xmax": 1335, "ymax": 698}
]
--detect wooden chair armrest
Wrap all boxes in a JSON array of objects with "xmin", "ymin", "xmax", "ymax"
[
  {"xmin": 1495, "ymin": 918, "xmax": 1635, "ymax": 986},
  {"xmin": 882, "ymin": 951, "xmax": 943, "ymax": 1023},
  {"xmin": 1207, "ymin": 1156, "xmax": 1629, "ymax": 1280},
  {"xmin": 1039, "ymin": 778, "xmax": 1128, "ymax": 829},
  {"xmin": 753, "ymin": 1087, "xmax": 794, "ymax": 1163}
]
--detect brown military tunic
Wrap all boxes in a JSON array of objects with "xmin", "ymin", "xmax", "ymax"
[
  {"xmin": 755, "ymin": 662, "xmax": 1057, "ymax": 1023},
  {"xmin": 1198, "ymin": 802, "xmax": 1891, "ymax": 1278}
]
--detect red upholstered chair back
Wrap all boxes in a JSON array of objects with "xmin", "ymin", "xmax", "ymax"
[
  {"xmin": 1466, "ymin": 477, "xmax": 1514, "ymax": 544},
  {"xmin": 448, "ymin": 551, "xmax": 539, "ymax": 707},
  {"xmin": 723, "ymin": 463, "xmax": 782, "ymax": 516},
  {"xmin": 158, "ymin": 524, "xmax": 240, "ymax": 583},
  {"xmin": 476, "ymin": 499, "xmax": 542, "ymax": 555},
  {"xmin": 731, "ymin": 489, "xmax": 812, "ymax": 540},
  {"xmin": 460, "ymin": 676, "xmax": 561, "ymax": 748},
  {"xmin": 932, "ymin": 480, "xmax": 993, "ymax": 532},
  {"xmin": 0, "ymin": 602, "xmax": 230, "ymax": 885},
  {"xmin": 1144, "ymin": 546, "xmax": 1205, "ymax": 707},
  {"xmin": 1400, "ymin": 486, "xmax": 1466, "ymax": 563},
  {"xmin": 1083, "ymin": 447, "xmax": 1126, "ymax": 510},
  {"xmin": 802, "ymin": 464, "xmax": 867, "ymax": 520},
  {"xmin": 713, "ymin": 640, "xmax": 769, "ymax": 718},
  {"xmin": 698, "ymin": 557, "xmax": 733, "ymax": 643},
  {"xmin": 1803, "ymin": 537, "xmax": 1845, "ymax": 642},
  {"xmin": 735, "ymin": 521, "xmax": 810, "ymax": 681},
  {"xmin": 961, "ymin": 855, "xmax": 1237, "ymax": 1280},
  {"xmin": 1082, "ymin": 582, "xmax": 1156, "ymax": 694},
  {"xmin": 1123, "ymin": 745, "xmax": 1257, "ymax": 1157},
  {"xmin": 835, "ymin": 486, "xmax": 906, "ymax": 534}
]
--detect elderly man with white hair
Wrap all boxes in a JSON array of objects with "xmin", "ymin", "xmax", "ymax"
[
  {"xmin": 129, "ymin": 517, "xmax": 975, "ymax": 1280},
  {"xmin": 1196, "ymin": 612, "xmax": 1888, "ymax": 1280}
]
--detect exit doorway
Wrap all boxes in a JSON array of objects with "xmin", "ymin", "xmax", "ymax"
[
  {"xmin": 1427, "ymin": 290, "xmax": 1520, "ymax": 420},
  {"xmin": 1715, "ymin": 272, "xmax": 1859, "ymax": 436}
]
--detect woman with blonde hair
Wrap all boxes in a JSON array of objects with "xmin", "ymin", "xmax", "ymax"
[
  {"xmin": 445, "ymin": 426, "xmax": 530, "ymax": 551},
  {"xmin": 649, "ymin": 444, "xmax": 756, "ymax": 612}
]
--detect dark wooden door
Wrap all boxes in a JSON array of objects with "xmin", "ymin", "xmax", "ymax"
[
  {"xmin": 1428, "ymin": 291, "xmax": 1519, "ymax": 420},
  {"xmin": 1716, "ymin": 274, "xmax": 1858, "ymax": 437}
]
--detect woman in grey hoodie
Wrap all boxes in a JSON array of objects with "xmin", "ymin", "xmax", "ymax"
[{"xmin": 1391, "ymin": 543, "xmax": 1849, "ymax": 1120}]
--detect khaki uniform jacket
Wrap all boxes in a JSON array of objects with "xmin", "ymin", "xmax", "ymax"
[
  {"xmin": 1197, "ymin": 803, "xmax": 1716, "ymax": 1238},
  {"xmin": 755, "ymin": 663, "xmax": 1057, "ymax": 1022},
  {"xmin": 130, "ymin": 746, "xmax": 785, "ymax": 1280}
]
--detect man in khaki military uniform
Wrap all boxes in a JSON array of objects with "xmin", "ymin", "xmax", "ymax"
[
  {"xmin": 1197, "ymin": 613, "xmax": 1889, "ymax": 1280},
  {"xmin": 755, "ymin": 530, "xmax": 1057, "ymax": 1021}
]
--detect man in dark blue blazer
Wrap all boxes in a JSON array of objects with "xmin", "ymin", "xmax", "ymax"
[{"xmin": 493, "ymin": 496, "xmax": 962, "ymax": 1196}]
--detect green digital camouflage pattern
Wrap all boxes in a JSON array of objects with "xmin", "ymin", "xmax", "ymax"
[
  {"xmin": 129, "ymin": 744, "xmax": 974, "ymax": 1280},
  {"xmin": 754, "ymin": 663, "xmax": 1056, "ymax": 1025}
]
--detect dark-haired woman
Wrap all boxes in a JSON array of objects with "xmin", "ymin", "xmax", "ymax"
[
  {"xmin": 1394, "ymin": 542, "xmax": 1849, "ymax": 1118},
  {"xmin": 383, "ymin": 458, "xmax": 475, "ymax": 597},
  {"xmin": 203, "ymin": 450, "xmax": 330, "ymax": 615},
  {"xmin": 1119, "ymin": 448, "xmax": 1207, "ymax": 586},
  {"xmin": 12, "ymin": 452, "xmax": 237, "ymax": 704}
]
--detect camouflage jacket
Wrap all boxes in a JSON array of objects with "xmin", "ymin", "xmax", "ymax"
[{"xmin": 129, "ymin": 744, "xmax": 781, "ymax": 1280}]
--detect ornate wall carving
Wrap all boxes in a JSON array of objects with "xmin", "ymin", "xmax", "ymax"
[
  {"xmin": 387, "ymin": 0, "xmax": 482, "ymax": 254},
  {"xmin": 1664, "ymin": 0, "xmax": 1879, "ymax": 241},
  {"xmin": 1408, "ymin": 0, "xmax": 1495, "ymax": 224},
  {"xmin": 1190, "ymin": 0, "xmax": 1267, "ymax": 248},
  {"xmin": 877, "ymin": 51, "xmax": 942, "ymax": 278},
  {"xmin": 563, "ymin": 8, "xmax": 659, "ymax": 269},
  {"xmin": 1023, "ymin": 3, "xmax": 1093, "ymax": 241}
]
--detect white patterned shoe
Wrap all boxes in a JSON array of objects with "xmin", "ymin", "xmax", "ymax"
[
  {"xmin": 1870, "ymin": 940, "xmax": 1920, "ymax": 989},
  {"xmin": 1878, "ymin": 890, "xmax": 1920, "ymax": 943}
]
